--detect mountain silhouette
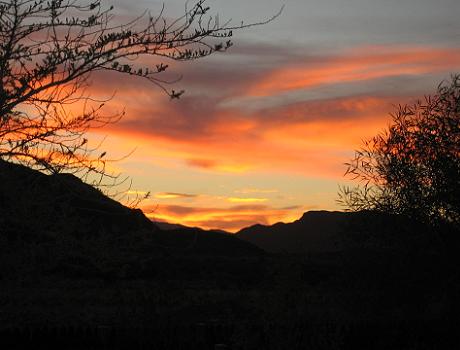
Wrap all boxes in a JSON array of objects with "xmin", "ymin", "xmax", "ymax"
[
  {"xmin": 0, "ymin": 159, "xmax": 159, "ymax": 238},
  {"xmin": 236, "ymin": 211, "xmax": 349, "ymax": 254},
  {"xmin": 236, "ymin": 210, "xmax": 438, "ymax": 254},
  {"xmin": 153, "ymin": 221, "xmax": 261, "ymax": 256},
  {"xmin": 155, "ymin": 220, "xmax": 229, "ymax": 235},
  {"xmin": 0, "ymin": 160, "xmax": 263, "ymax": 280}
]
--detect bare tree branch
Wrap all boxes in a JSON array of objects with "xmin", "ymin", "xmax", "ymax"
[{"xmin": 0, "ymin": 0, "xmax": 282, "ymax": 189}]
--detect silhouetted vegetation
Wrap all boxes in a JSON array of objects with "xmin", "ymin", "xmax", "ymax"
[{"xmin": 340, "ymin": 75, "xmax": 460, "ymax": 235}]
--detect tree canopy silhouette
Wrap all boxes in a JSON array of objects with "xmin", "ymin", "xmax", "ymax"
[
  {"xmin": 0, "ymin": 0, "xmax": 281, "ymax": 184},
  {"xmin": 339, "ymin": 75, "xmax": 460, "ymax": 231}
]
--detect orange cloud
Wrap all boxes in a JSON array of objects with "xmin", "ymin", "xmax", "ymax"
[
  {"xmin": 186, "ymin": 158, "xmax": 253, "ymax": 173},
  {"xmin": 104, "ymin": 93, "xmax": 399, "ymax": 179},
  {"xmin": 186, "ymin": 158, "xmax": 217, "ymax": 169},
  {"xmin": 248, "ymin": 46, "xmax": 460, "ymax": 97}
]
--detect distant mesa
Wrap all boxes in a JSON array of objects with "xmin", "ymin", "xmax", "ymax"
[
  {"xmin": 153, "ymin": 220, "xmax": 191, "ymax": 231},
  {"xmin": 235, "ymin": 211, "xmax": 352, "ymax": 254},
  {"xmin": 235, "ymin": 210, "xmax": 413, "ymax": 254},
  {"xmin": 154, "ymin": 220, "xmax": 230, "ymax": 235},
  {"xmin": 235, "ymin": 209, "xmax": 432, "ymax": 254}
]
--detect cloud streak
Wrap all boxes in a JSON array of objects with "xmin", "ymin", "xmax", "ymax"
[
  {"xmin": 227, "ymin": 197, "xmax": 269, "ymax": 203},
  {"xmin": 247, "ymin": 46, "xmax": 460, "ymax": 97},
  {"xmin": 154, "ymin": 192, "xmax": 198, "ymax": 199},
  {"xmin": 84, "ymin": 41, "xmax": 460, "ymax": 231}
]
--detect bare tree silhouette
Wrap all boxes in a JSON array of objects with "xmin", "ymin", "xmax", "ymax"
[
  {"xmin": 0, "ymin": 0, "xmax": 282, "ymax": 185},
  {"xmin": 339, "ymin": 75, "xmax": 460, "ymax": 231}
]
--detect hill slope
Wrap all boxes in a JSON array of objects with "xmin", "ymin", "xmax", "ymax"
[
  {"xmin": 0, "ymin": 159, "xmax": 155, "ymax": 240},
  {"xmin": 0, "ymin": 160, "xmax": 263, "ymax": 280}
]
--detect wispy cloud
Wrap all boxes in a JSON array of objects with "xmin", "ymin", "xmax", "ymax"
[
  {"xmin": 125, "ymin": 190, "xmax": 150, "ymax": 196},
  {"xmin": 186, "ymin": 158, "xmax": 217, "ymax": 169},
  {"xmin": 235, "ymin": 188, "xmax": 279, "ymax": 194},
  {"xmin": 227, "ymin": 197, "xmax": 269, "ymax": 203},
  {"xmin": 155, "ymin": 192, "xmax": 198, "ymax": 199},
  {"xmin": 247, "ymin": 46, "xmax": 460, "ymax": 97}
]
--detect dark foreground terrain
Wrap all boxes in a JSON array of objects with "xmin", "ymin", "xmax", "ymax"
[
  {"xmin": 2, "ymin": 251, "xmax": 460, "ymax": 350},
  {"xmin": 1, "ymin": 160, "xmax": 460, "ymax": 349}
]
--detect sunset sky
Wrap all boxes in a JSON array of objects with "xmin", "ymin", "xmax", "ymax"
[{"xmin": 92, "ymin": 0, "xmax": 460, "ymax": 232}]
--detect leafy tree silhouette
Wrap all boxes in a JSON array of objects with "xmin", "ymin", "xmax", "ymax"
[
  {"xmin": 339, "ymin": 75, "xmax": 460, "ymax": 233},
  {"xmin": 0, "ymin": 0, "xmax": 281, "ymax": 185}
]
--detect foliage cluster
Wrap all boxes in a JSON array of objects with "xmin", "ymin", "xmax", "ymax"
[{"xmin": 340, "ymin": 75, "xmax": 460, "ymax": 232}]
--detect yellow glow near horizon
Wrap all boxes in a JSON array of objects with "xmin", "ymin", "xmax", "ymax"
[{"xmin": 227, "ymin": 197, "xmax": 269, "ymax": 203}]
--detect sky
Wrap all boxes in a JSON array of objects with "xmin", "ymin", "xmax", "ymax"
[{"xmin": 90, "ymin": 0, "xmax": 460, "ymax": 232}]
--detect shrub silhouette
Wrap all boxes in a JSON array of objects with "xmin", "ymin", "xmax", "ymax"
[{"xmin": 340, "ymin": 75, "xmax": 460, "ymax": 233}]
